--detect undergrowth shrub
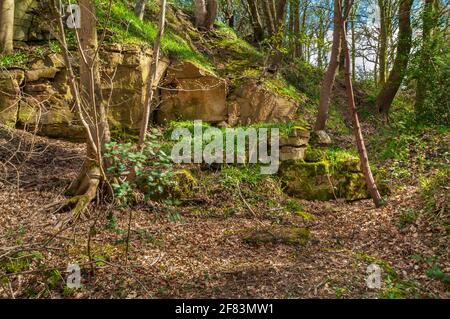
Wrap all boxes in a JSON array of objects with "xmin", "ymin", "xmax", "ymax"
[
  {"xmin": 419, "ymin": 168, "xmax": 449, "ymax": 217},
  {"xmin": 105, "ymin": 132, "xmax": 174, "ymax": 205}
]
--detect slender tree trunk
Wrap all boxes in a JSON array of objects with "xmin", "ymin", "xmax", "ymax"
[
  {"xmin": 225, "ymin": 0, "xmax": 235, "ymax": 28},
  {"xmin": 317, "ymin": 12, "xmax": 325, "ymax": 69},
  {"xmin": 194, "ymin": 0, "xmax": 207, "ymax": 28},
  {"xmin": 289, "ymin": 0, "xmax": 295, "ymax": 56},
  {"xmin": 340, "ymin": 3, "xmax": 382, "ymax": 208},
  {"xmin": 134, "ymin": 0, "xmax": 146, "ymax": 21},
  {"xmin": 205, "ymin": 0, "xmax": 218, "ymax": 29},
  {"xmin": 374, "ymin": 38, "xmax": 379, "ymax": 86},
  {"xmin": 139, "ymin": 0, "xmax": 167, "ymax": 146},
  {"xmin": 0, "ymin": 0, "xmax": 14, "ymax": 54},
  {"xmin": 265, "ymin": 0, "xmax": 288, "ymax": 73},
  {"xmin": 314, "ymin": 0, "xmax": 342, "ymax": 131},
  {"xmin": 262, "ymin": 0, "xmax": 276, "ymax": 36},
  {"xmin": 195, "ymin": 0, "xmax": 217, "ymax": 30},
  {"xmin": 299, "ymin": 2, "xmax": 309, "ymax": 60},
  {"xmin": 65, "ymin": 0, "xmax": 110, "ymax": 211},
  {"xmin": 247, "ymin": 0, "xmax": 264, "ymax": 42},
  {"xmin": 376, "ymin": 0, "xmax": 413, "ymax": 119},
  {"xmin": 291, "ymin": 0, "xmax": 299, "ymax": 58},
  {"xmin": 351, "ymin": 5, "xmax": 356, "ymax": 82},
  {"xmin": 415, "ymin": 0, "xmax": 436, "ymax": 118},
  {"xmin": 269, "ymin": 0, "xmax": 277, "ymax": 21},
  {"xmin": 377, "ymin": 0, "xmax": 388, "ymax": 85}
]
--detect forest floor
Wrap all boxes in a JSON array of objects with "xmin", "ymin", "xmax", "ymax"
[{"xmin": 0, "ymin": 119, "xmax": 448, "ymax": 299}]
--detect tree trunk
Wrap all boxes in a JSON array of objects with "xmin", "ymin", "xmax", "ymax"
[
  {"xmin": 289, "ymin": 0, "xmax": 295, "ymax": 56},
  {"xmin": 265, "ymin": 0, "xmax": 287, "ymax": 73},
  {"xmin": 66, "ymin": 0, "xmax": 110, "ymax": 212},
  {"xmin": 340, "ymin": 3, "xmax": 382, "ymax": 208},
  {"xmin": 139, "ymin": 0, "xmax": 166, "ymax": 146},
  {"xmin": 351, "ymin": 5, "xmax": 356, "ymax": 82},
  {"xmin": 314, "ymin": 0, "xmax": 342, "ymax": 131},
  {"xmin": 298, "ymin": 1, "xmax": 309, "ymax": 60},
  {"xmin": 262, "ymin": 0, "xmax": 275, "ymax": 36},
  {"xmin": 195, "ymin": 0, "xmax": 217, "ymax": 30},
  {"xmin": 415, "ymin": 0, "xmax": 436, "ymax": 119},
  {"xmin": 204, "ymin": 0, "xmax": 218, "ymax": 30},
  {"xmin": 376, "ymin": 0, "xmax": 412, "ymax": 119},
  {"xmin": 225, "ymin": 0, "xmax": 235, "ymax": 28},
  {"xmin": 377, "ymin": 0, "xmax": 388, "ymax": 85},
  {"xmin": 247, "ymin": 0, "xmax": 264, "ymax": 42},
  {"xmin": 194, "ymin": 0, "xmax": 207, "ymax": 28},
  {"xmin": 292, "ymin": 0, "xmax": 300, "ymax": 58},
  {"xmin": 0, "ymin": 0, "xmax": 14, "ymax": 54},
  {"xmin": 134, "ymin": 0, "xmax": 146, "ymax": 21}
]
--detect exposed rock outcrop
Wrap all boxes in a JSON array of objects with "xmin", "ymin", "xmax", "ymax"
[
  {"xmin": 279, "ymin": 151, "xmax": 374, "ymax": 201},
  {"xmin": 0, "ymin": 70, "xmax": 24, "ymax": 127},
  {"xmin": 228, "ymin": 80, "xmax": 299, "ymax": 126},
  {"xmin": 101, "ymin": 44, "xmax": 170, "ymax": 131},
  {"xmin": 156, "ymin": 61, "xmax": 227, "ymax": 124},
  {"xmin": 14, "ymin": 0, "xmax": 50, "ymax": 42}
]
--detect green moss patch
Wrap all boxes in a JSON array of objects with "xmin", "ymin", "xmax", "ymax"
[{"xmin": 242, "ymin": 225, "xmax": 310, "ymax": 246}]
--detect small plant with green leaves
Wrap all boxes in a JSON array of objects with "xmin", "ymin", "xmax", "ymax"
[
  {"xmin": 419, "ymin": 168, "xmax": 449, "ymax": 216},
  {"xmin": 105, "ymin": 131, "xmax": 174, "ymax": 205},
  {"xmin": 0, "ymin": 51, "xmax": 28, "ymax": 68}
]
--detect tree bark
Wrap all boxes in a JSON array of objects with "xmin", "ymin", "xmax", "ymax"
[
  {"xmin": 340, "ymin": 3, "xmax": 382, "ymax": 208},
  {"xmin": 292, "ymin": 0, "xmax": 300, "ymax": 58},
  {"xmin": 194, "ymin": 0, "xmax": 207, "ymax": 28},
  {"xmin": 415, "ymin": 0, "xmax": 436, "ymax": 118},
  {"xmin": 351, "ymin": 4, "xmax": 356, "ymax": 82},
  {"xmin": 262, "ymin": 0, "xmax": 275, "ymax": 36},
  {"xmin": 65, "ymin": 0, "xmax": 110, "ymax": 211},
  {"xmin": 134, "ymin": 0, "xmax": 146, "ymax": 21},
  {"xmin": 0, "ymin": 0, "xmax": 14, "ymax": 54},
  {"xmin": 314, "ymin": 0, "xmax": 342, "ymax": 131},
  {"xmin": 204, "ymin": 0, "xmax": 218, "ymax": 30},
  {"xmin": 134, "ymin": 0, "xmax": 147, "ymax": 21},
  {"xmin": 247, "ymin": 0, "xmax": 264, "ymax": 42},
  {"xmin": 139, "ymin": 0, "xmax": 167, "ymax": 146},
  {"xmin": 195, "ymin": 0, "xmax": 217, "ymax": 30},
  {"xmin": 376, "ymin": 0, "xmax": 413, "ymax": 119},
  {"xmin": 377, "ymin": 0, "xmax": 388, "ymax": 85},
  {"xmin": 265, "ymin": 0, "xmax": 287, "ymax": 73},
  {"xmin": 224, "ymin": 0, "xmax": 235, "ymax": 28}
]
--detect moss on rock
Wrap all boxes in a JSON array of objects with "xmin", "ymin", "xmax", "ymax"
[
  {"xmin": 242, "ymin": 225, "xmax": 310, "ymax": 246},
  {"xmin": 170, "ymin": 169, "xmax": 198, "ymax": 199},
  {"xmin": 279, "ymin": 148, "xmax": 385, "ymax": 201},
  {"xmin": 304, "ymin": 147, "xmax": 326, "ymax": 162}
]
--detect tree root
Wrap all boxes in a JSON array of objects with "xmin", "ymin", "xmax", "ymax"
[{"xmin": 48, "ymin": 164, "xmax": 101, "ymax": 221}]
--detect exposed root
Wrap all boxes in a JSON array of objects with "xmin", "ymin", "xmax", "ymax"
[{"xmin": 48, "ymin": 164, "xmax": 101, "ymax": 222}]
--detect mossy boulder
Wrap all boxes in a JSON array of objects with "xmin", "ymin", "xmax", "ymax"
[
  {"xmin": 280, "ymin": 160, "xmax": 336, "ymax": 201},
  {"xmin": 304, "ymin": 147, "xmax": 326, "ymax": 162},
  {"xmin": 242, "ymin": 225, "xmax": 310, "ymax": 246},
  {"xmin": 279, "ymin": 151, "xmax": 380, "ymax": 201},
  {"xmin": 311, "ymin": 130, "xmax": 332, "ymax": 146},
  {"xmin": 169, "ymin": 169, "xmax": 198, "ymax": 199}
]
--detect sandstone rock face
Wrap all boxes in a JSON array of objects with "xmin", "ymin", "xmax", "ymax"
[
  {"xmin": 17, "ymin": 56, "xmax": 85, "ymax": 139},
  {"xmin": 279, "ymin": 126, "xmax": 310, "ymax": 161},
  {"xmin": 14, "ymin": 0, "xmax": 50, "ymax": 42},
  {"xmin": 280, "ymin": 147, "xmax": 306, "ymax": 161},
  {"xmin": 156, "ymin": 61, "xmax": 227, "ymax": 124},
  {"xmin": 1, "ymin": 45, "xmax": 170, "ymax": 139},
  {"xmin": 311, "ymin": 130, "xmax": 332, "ymax": 145},
  {"xmin": 0, "ymin": 70, "xmax": 24, "ymax": 127},
  {"xmin": 228, "ymin": 80, "xmax": 298, "ymax": 126},
  {"xmin": 101, "ymin": 44, "xmax": 170, "ymax": 131}
]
